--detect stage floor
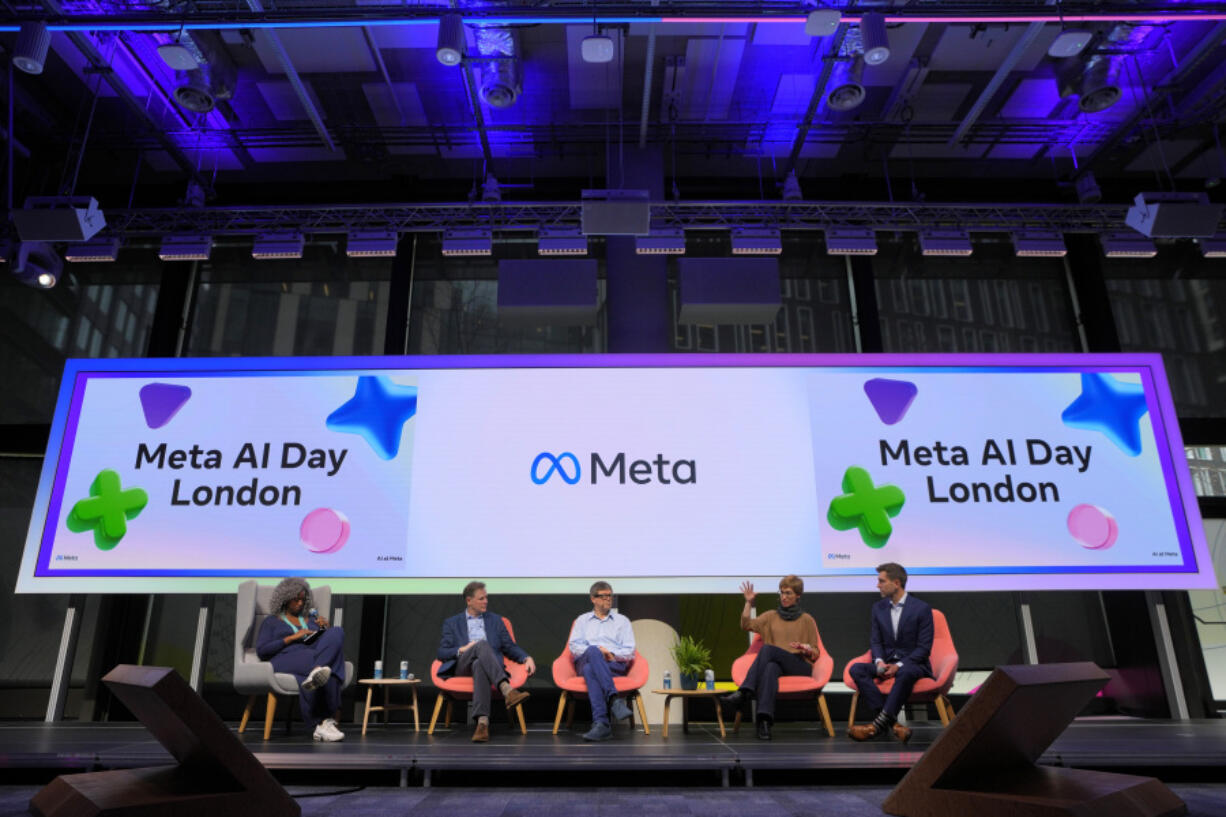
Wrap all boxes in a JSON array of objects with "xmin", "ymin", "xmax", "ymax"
[{"xmin": 4, "ymin": 716, "xmax": 1226, "ymax": 786}]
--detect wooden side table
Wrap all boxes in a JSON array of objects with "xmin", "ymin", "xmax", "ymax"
[
  {"xmin": 359, "ymin": 678, "xmax": 421, "ymax": 735},
  {"xmin": 651, "ymin": 688, "xmax": 734, "ymax": 738}
]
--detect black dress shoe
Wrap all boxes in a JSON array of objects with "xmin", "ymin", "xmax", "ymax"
[
  {"xmin": 756, "ymin": 717, "xmax": 772, "ymax": 741},
  {"xmin": 720, "ymin": 691, "xmax": 743, "ymax": 708}
]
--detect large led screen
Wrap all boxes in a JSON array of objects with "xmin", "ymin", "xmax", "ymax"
[{"xmin": 16, "ymin": 353, "xmax": 1216, "ymax": 593}]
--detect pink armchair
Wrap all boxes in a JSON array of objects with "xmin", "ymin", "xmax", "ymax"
[
  {"xmin": 730, "ymin": 632, "xmax": 836, "ymax": 737},
  {"xmin": 427, "ymin": 616, "xmax": 529, "ymax": 735},
  {"xmin": 551, "ymin": 646, "xmax": 650, "ymax": 735},
  {"xmin": 841, "ymin": 608, "xmax": 958, "ymax": 728}
]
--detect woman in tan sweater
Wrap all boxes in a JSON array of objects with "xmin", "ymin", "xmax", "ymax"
[{"xmin": 720, "ymin": 574, "xmax": 820, "ymax": 740}]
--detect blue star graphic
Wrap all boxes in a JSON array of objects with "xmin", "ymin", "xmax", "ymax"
[
  {"xmin": 1060, "ymin": 373, "xmax": 1149, "ymax": 457},
  {"xmin": 326, "ymin": 376, "xmax": 419, "ymax": 460}
]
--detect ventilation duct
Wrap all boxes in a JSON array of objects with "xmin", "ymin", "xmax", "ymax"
[
  {"xmin": 1055, "ymin": 24, "xmax": 1151, "ymax": 115},
  {"xmin": 473, "ymin": 26, "xmax": 523, "ymax": 108},
  {"xmin": 166, "ymin": 31, "xmax": 237, "ymax": 114},
  {"xmin": 826, "ymin": 56, "xmax": 866, "ymax": 111}
]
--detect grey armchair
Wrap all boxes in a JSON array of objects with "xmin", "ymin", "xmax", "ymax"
[{"xmin": 234, "ymin": 579, "xmax": 355, "ymax": 739}]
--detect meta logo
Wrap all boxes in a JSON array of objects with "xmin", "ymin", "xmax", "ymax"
[{"xmin": 531, "ymin": 452, "xmax": 697, "ymax": 485}]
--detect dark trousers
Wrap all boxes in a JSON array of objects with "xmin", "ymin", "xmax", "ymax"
[
  {"xmin": 849, "ymin": 660, "xmax": 928, "ymax": 720},
  {"xmin": 270, "ymin": 626, "xmax": 346, "ymax": 729},
  {"xmin": 739, "ymin": 643, "xmax": 812, "ymax": 719},
  {"xmin": 574, "ymin": 645, "xmax": 628, "ymax": 725},
  {"xmin": 454, "ymin": 640, "xmax": 510, "ymax": 719}
]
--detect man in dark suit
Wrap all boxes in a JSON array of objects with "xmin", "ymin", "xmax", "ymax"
[
  {"xmin": 848, "ymin": 562, "xmax": 933, "ymax": 743},
  {"xmin": 437, "ymin": 580, "xmax": 536, "ymax": 742}
]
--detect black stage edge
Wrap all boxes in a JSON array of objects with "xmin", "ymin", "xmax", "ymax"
[{"xmin": 4, "ymin": 719, "xmax": 1226, "ymax": 788}]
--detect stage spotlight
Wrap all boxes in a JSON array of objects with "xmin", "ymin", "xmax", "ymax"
[
  {"xmin": 251, "ymin": 232, "xmax": 304, "ymax": 260},
  {"xmin": 11, "ymin": 196, "xmax": 106, "ymax": 242},
  {"xmin": 635, "ymin": 227, "xmax": 686, "ymax": 255},
  {"xmin": 731, "ymin": 228, "xmax": 783, "ymax": 255},
  {"xmin": 825, "ymin": 227, "xmax": 877, "ymax": 255},
  {"xmin": 1012, "ymin": 231, "xmax": 1067, "ymax": 258},
  {"xmin": 11, "ymin": 241, "xmax": 62, "ymax": 289},
  {"xmin": 442, "ymin": 228, "xmax": 493, "ymax": 256},
  {"xmin": 826, "ymin": 56, "xmax": 866, "ymax": 112},
  {"xmin": 436, "ymin": 13, "xmax": 466, "ymax": 66},
  {"xmin": 159, "ymin": 235, "xmax": 213, "ymax": 261},
  {"xmin": 346, "ymin": 230, "xmax": 398, "ymax": 258},
  {"xmin": 537, "ymin": 227, "xmax": 588, "ymax": 256},
  {"xmin": 805, "ymin": 9, "xmax": 841, "ymax": 38},
  {"xmin": 1100, "ymin": 231, "xmax": 1157, "ymax": 259},
  {"xmin": 14, "ymin": 22, "xmax": 51, "ymax": 75},
  {"xmin": 64, "ymin": 236, "xmax": 121, "ymax": 263},
  {"xmin": 481, "ymin": 173, "xmax": 502, "ymax": 203},
  {"xmin": 1075, "ymin": 171, "xmax": 1102, "ymax": 204},
  {"xmin": 859, "ymin": 12, "xmax": 890, "ymax": 66},
  {"xmin": 919, "ymin": 229, "xmax": 972, "ymax": 257}
]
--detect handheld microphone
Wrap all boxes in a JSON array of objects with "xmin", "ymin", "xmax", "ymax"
[{"xmin": 309, "ymin": 607, "xmax": 326, "ymax": 629}]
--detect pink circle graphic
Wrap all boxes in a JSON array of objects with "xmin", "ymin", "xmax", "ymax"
[
  {"xmin": 1067, "ymin": 504, "xmax": 1118, "ymax": 550},
  {"xmin": 300, "ymin": 508, "xmax": 350, "ymax": 554}
]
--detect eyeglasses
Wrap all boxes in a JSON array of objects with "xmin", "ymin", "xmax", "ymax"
[{"xmin": 593, "ymin": 593, "xmax": 613, "ymax": 599}]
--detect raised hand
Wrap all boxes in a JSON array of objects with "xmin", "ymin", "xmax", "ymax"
[{"xmin": 740, "ymin": 580, "xmax": 756, "ymax": 602}]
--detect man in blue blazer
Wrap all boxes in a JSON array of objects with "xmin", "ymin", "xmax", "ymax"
[
  {"xmin": 437, "ymin": 581, "xmax": 536, "ymax": 742},
  {"xmin": 848, "ymin": 562, "xmax": 933, "ymax": 743}
]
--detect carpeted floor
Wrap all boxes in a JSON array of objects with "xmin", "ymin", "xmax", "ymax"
[{"xmin": 5, "ymin": 783, "xmax": 1226, "ymax": 816}]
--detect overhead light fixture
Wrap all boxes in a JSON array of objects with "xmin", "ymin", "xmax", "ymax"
[
  {"xmin": 1100, "ymin": 231, "xmax": 1157, "ymax": 259},
  {"xmin": 1125, "ymin": 191, "xmax": 1224, "ymax": 238},
  {"xmin": 346, "ymin": 230, "xmax": 398, "ymax": 258},
  {"xmin": 859, "ymin": 12, "xmax": 890, "ymax": 66},
  {"xmin": 436, "ymin": 13, "xmax": 466, "ymax": 66},
  {"xmin": 481, "ymin": 173, "xmax": 501, "ymax": 203},
  {"xmin": 781, "ymin": 172, "xmax": 803, "ymax": 202},
  {"xmin": 11, "ymin": 241, "xmax": 62, "ymax": 289},
  {"xmin": 159, "ymin": 234, "xmax": 212, "ymax": 261},
  {"xmin": 805, "ymin": 9, "xmax": 841, "ymax": 38},
  {"xmin": 252, "ymin": 232, "xmax": 304, "ymax": 260},
  {"xmin": 14, "ymin": 22, "xmax": 51, "ymax": 75},
  {"xmin": 1012, "ymin": 231, "xmax": 1068, "ymax": 258},
  {"xmin": 537, "ymin": 227, "xmax": 588, "ymax": 256},
  {"xmin": 919, "ymin": 229, "xmax": 973, "ymax": 257},
  {"xmin": 1075, "ymin": 171, "xmax": 1102, "ymax": 204},
  {"xmin": 826, "ymin": 56, "xmax": 866, "ymax": 111},
  {"xmin": 1197, "ymin": 234, "xmax": 1226, "ymax": 258},
  {"xmin": 1049, "ymin": 29, "xmax": 1092, "ymax": 58},
  {"xmin": 442, "ymin": 228, "xmax": 493, "ymax": 257},
  {"xmin": 731, "ymin": 228, "xmax": 783, "ymax": 255},
  {"xmin": 581, "ymin": 34, "xmax": 616, "ymax": 64},
  {"xmin": 635, "ymin": 227, "xmax": 686, "ymax": 255},
  {"xmin": 825, "ymin": 227, "xmax": 877, "ymax": 255},
  {"xmin": 64, "ymin": 236, "xmax": 121, "ymax": 263},
  {"xmin": 11, "ymin": 196, "xmax": 106, "ymax": 242}
]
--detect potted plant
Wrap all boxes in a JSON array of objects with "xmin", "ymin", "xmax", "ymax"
[{"xmin": 670, "ymin": 635, "xmax": 712, "ymax": 690}]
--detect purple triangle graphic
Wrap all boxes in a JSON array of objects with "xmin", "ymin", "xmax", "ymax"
[
  {"xmin": 139, "ymin": 383, "xmax": 192, "ymax": 429},
  {"xmin": 864, "ymin": 378, "xmax": 918, "ymax": 425}
]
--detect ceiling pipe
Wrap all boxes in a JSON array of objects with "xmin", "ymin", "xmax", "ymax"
[
  {"xmin": 638, "ymin": 21, "xmax": 659, "ymax": 148},
  {"xmin": 948, "ymin": 21, "xmax": 1046, "ymax": 146},
  {"xmin": 39, "ymin": 0, "xmax": 215, "ymax": 197},
  {"xmin": 362, "ymin": 26, "xmax": 406, "ymax": 126},
  {"xmin": 244, "ymin": 0, "xmax": 336, "ymax": 152},
  {"xmin": 783, "ymin": 24, "xmax": 848, "ymax": 176}
]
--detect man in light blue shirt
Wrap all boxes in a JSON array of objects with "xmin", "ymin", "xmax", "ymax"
[{"xmin": 569, "ymin": 580, "xmax": 636, "ymax": 741}]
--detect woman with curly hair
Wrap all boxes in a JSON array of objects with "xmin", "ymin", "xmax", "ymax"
[{"xmin": 256, "ymin": 577, "xmax": 347, "ymax": 741}]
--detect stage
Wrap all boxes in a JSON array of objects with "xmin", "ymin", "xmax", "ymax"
[{"xmin": 4, "ymin": 717, "xmax": 1225, "ymax": 788}]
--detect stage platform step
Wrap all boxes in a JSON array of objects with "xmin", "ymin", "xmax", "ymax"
[{"xmin": 4, "ymin": 718, "xmax": 1225, "ymax": 781}]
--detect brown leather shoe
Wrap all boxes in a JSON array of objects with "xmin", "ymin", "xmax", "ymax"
[
  {"xmin": 892, "ymin": 723, "xmax": 912, "ymax": 744},
  {"xmin": 472, "ymin": 721, "xmax": 490, "ymax": 742},
  {"xmin": 847, "ymin": 723, "xmax": 882, "ymax": 741},
  {"xmin": 504, "ymin": 688, "xmax": 530, "ymax": 710}
]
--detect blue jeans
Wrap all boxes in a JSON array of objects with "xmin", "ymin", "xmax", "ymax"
[{"xmin": 574, "ymin": 645, "xmax": 628, "ymax": 725}]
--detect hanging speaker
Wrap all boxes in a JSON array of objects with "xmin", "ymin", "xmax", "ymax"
[
  {"xmin": 437, "ymin": 14, "xmax": 465, "ymax": 66},
  {"xmin": 859, "ymin": 12, "xmax": 890, "ymax": 66},
  {"xmin": 14, "ymin": 22, "xmax": 52, "ymax": 75}
]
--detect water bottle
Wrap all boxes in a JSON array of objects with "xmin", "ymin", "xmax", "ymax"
[
  {"xmin": 373, "ymin": 660, "xmax": 384, "ymax": 679},
  {"xmin": 704, "ymin": 669, "xmax": 715, "ymax": 690},
  {"xmin": 663, "ymin": 670, "xmax": 672, "ymax": 690},
  {"xmin": 399, "ymin": 660, "xmax": 409, "ymax": 680}
]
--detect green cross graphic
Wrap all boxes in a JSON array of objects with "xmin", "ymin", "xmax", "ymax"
[
  {"xmin": 827, "ymin": 466, "xmax": 905, "ymax": 549},
  {"xmin": 66, "ymin": 469, "xmax": 148, "ymax": 551}
]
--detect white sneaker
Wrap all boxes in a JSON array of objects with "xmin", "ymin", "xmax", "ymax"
[
  {"xmin": 313, "ymin": 720, "xmax": 344, "ymax": 742},
  {"xmin": 302, "ymin": 665, "xmax": 331, "ymax": 691},
  {"xmin": 322, "ymin": 718, "xmax": 345, "ymax": 740}
]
